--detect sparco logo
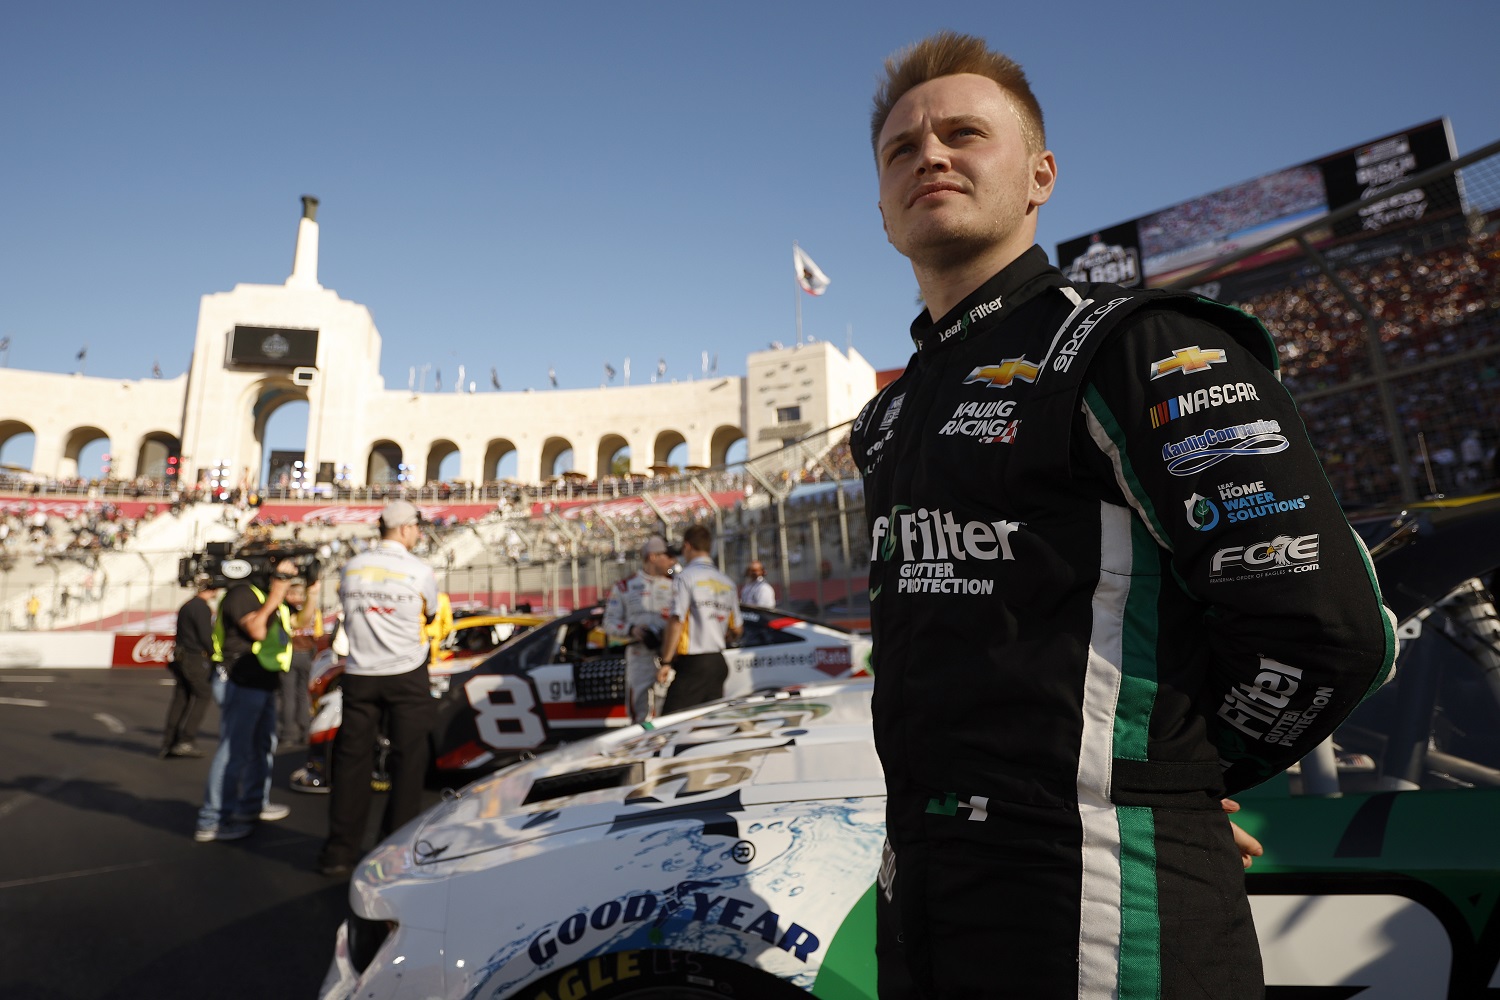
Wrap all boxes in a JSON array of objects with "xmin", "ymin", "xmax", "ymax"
[
  {"xmin": 1052, "ymin": 297, "xmax": 1130, "ymax": 373},
  {"xmin": 1161, "ymin": 418, "xmax": 1289, "ymax": 476},
  {"xmin": 1064, "ymin": 241, "xmax": 1139, "ymax": 286},
  {"xmin": 939, "ymin": 399, "xmax": 1020, "ymax": 444},
  {"xmin": 870, "ymin": 505, "xmax": 1019, "ymax": 598},
  {"xmin": 1210, "ymin": 533, "xmax": 1320, "ymax": 582},
  {"xmin": 132, "ymin": 633, "xmax": 176, "ymax": 664}
]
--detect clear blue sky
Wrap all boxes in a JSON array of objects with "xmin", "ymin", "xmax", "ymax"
[{"xmin": 4, "ymin": 1, "xmax": 1499, "ymax": 476}]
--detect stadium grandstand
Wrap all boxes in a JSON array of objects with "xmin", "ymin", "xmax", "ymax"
[{"xmin": 2, "ymin": 131, "xmax": 1498, "ymax": 651}]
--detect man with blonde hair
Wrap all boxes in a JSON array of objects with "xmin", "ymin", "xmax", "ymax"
[{"xmin": 853, "ymin": 31, "xmax": 1396, "ymax": 998}]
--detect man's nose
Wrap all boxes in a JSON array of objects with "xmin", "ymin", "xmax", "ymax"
[{"xmin": 915, "ymin": 133, "xmax": 951, "ymax": 173}]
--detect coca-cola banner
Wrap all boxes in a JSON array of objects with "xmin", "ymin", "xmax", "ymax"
[
  {"xmin": 0, "ymin": 498, "xmax": 169, "ymax": 519},
  {"xmin": 112, "ymin": 632, "xmax": 176, "ymax": 667},
  {"xmin": 254, "ymin": 503, "xmax": 499, "ymax": 524}
]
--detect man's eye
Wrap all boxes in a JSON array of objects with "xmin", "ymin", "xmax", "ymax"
[{"xmin": 886, "ymin": 144, "xmax": 914, "ymax": 164}]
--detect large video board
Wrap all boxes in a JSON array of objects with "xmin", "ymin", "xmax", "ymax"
[{"xmin": 1057, "ymin": 119, "xmax": 1458, "ymax": 288}]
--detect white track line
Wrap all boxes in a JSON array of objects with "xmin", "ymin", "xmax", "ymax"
[
  {"xmin": 0, "ymin": 860, "xmax": 158, "ymax": 891},
  {"xmin": 93, "ymin": 713, "xmax": 127, "ymax": 734},
  {"xmin": 0, "ymin": 697, "xmax": 48, "ymax": 708},
  {"xmin": 0, "ymin": 676, "xmax": 55, "ymax": 683}
]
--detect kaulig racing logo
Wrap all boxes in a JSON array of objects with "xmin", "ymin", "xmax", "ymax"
[
  {"xmin": 1210, "ymin": 534, "xmax": 1320, "ymax": 582},
  {"xmin": 869, "ymin": 505, "xmax": 1019, "ymax": 599},
  {"xmin": 938, "ymin": 398, "xmax": 1020, "ymax": 444}
]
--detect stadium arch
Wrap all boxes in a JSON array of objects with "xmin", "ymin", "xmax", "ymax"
[
  {"xmin": 596, "ymin": 433, "xmax": 630, "ymax": 478},
  {"xmin": 244, "ymin": 378, "xmax": 310, "ymax": 489},
  {"xmin": 0, "ymin": 420, "xmax": 36, "ymax": 471},
  {"xmin": 484, "ymin": 438, "xmax": 518, "ymax": 482},
  {"xmin": 135, "ymin": 432, "xmax": 182, "ymax": 481},
  {"xmin": 653, "ymin": 429, "xmax": 687, "ymax": 473},
  {"xmin": 367, "ymin": 440, "xmax": 404, "ymax": 485},
  {"xmin": 710, "ymin": 425, "xmax": 745, "ymax": 468},
  {"xmin": 540, "ymin": 436, "xmax": 574, "ymax": 480},
  {"xmin": 62, "ymin": 425, "xmax": 112, "ymax": 480},
  {"xmin": 426, "ymin": 438, "xmax": 460, "ymax": 483}
]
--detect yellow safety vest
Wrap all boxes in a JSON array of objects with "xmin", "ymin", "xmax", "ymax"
[{"xmin": 211, "ymin": 584, "xmax": 294, "ymax": 673}]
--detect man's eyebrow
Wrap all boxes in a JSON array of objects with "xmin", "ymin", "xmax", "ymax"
[{"xmin": 879, "ymin": 113, "xmax": 992, "ymax": 157}]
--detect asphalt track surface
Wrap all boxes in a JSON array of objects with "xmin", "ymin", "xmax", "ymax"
[{"xmin": 0, "ymin": 668, "xmax": 446, "ymax": 1000}]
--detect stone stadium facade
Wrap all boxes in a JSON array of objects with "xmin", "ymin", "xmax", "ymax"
[{"xmin": 0, "ymin": 199, "xmax": 875, "ymax": 490}]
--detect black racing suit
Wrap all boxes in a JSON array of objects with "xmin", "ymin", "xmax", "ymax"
[{"xmin": 851, "ymin": 246, "xmax": 1397, "ymax": 999}]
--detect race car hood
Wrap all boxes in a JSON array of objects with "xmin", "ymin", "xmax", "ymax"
[{"xmin": 409, "ymin": 680, "xmax": 883, "ymax": 864}]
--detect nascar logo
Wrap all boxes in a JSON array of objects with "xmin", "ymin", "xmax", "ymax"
[
  {"xmin": 1148, "ymin": 381, "xmax": 1260, "ymax": 428},
  {"xmin": 964, "ymin": 358, "xmax": 1039, "ymax": 389},
  {"xmin": 1150, "ymin": 346, "xmax": 1228, "ymax": 379}
]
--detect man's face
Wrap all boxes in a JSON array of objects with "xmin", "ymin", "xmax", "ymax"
[
  {"xmin": 395, "ymin": 521, "xmax": 421, "ymax": 550},
  {"xmin": 876, "ymin": 73, "xmax": 1055, "ymax": 272},
  {"xmin": 644, "ymin": 551, "xmax": 674, "ymax": 577}
]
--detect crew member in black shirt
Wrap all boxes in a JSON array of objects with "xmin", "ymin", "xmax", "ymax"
[{"xmin": 160, "ymin": 574, "xmax": 219, "ymax": 758}]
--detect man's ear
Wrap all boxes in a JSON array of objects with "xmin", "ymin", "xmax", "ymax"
[{"xmin": 1029, "ymin": 151, "xmax": 1058, "ymax": 210}]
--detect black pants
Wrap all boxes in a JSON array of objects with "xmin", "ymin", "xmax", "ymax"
[
  {"xmin": 660, "ymin": 651, "xmax": 729, "ymax": 715},
  {"xmin": 876, "ymin": 804, "xmax": 1263, "ymax": 999},
  {"xmin": 320, "ymin": 663, "xmax": 433, "ymax": 867},
  {"xmin": 279, "ymin": 649, "xmax": 313, "ymax": 744},
  {"xmin": 161, "ymin": 651, "xmax": 214, "ymax": 749}
]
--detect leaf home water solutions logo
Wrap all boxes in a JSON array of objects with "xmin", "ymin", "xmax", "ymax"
[{"xmin": 869, "ymin": 505, "xmax": 1020, "ymax": 599}]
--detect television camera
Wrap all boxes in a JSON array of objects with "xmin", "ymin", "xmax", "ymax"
[{"xmin": 178, "ymin": 541, "xmax": 324, "ymax": 590}]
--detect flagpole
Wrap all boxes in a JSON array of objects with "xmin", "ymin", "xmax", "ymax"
[{"xmin": 794, "ymin": 242, "xmax": 803, "ymax": 348}]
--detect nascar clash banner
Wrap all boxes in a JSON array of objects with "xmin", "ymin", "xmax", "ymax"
[{"xmin": 1056, "ymin": 119, "xmax": 1459, "ymax": 289}]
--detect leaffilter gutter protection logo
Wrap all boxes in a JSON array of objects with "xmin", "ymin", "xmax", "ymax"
[{"xmin": 1161, "ymin": 418, "xmax": 1288, "ymax": 476}]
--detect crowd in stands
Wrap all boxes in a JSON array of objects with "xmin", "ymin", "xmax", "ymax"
[
  {"xmin": 0, "ymin": 500, "xmax": 166, "ymax": 571},
  {"xmin": 1232, "ymin": 229, "xmax": 1500, "ymax": 505}
]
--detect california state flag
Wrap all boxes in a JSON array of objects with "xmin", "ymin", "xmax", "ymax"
[{"xmin": 793, "ymin": 244, "xmax": 831, "ymax": 296}]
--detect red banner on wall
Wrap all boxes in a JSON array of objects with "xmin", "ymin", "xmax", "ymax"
[
  {"xmin": 0, "ymin": 498, "xmax": 169, "ymax": 519},
  {"xmin": 529, "ymin": 491, "xmax": 745, "ymax": 520},
  {"xmin": 254, "ymin": 503, "xmax": 500, "ymax": 524},
  {"xmin": 112, "ymin": 632, "xmax": 176, "ymax": 667}
]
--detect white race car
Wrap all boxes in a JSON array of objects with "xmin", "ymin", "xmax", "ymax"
[{"xmin": 320, "ymin": 682, "xmax": 885, "ymax": 1000}]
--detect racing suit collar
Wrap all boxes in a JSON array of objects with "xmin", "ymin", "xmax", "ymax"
[{"xmin": 909, "ymin": 245, "xmax": 1069, "ymax": 354}]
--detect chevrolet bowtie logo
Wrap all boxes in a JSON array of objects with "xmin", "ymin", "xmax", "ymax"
[
  {"xmin": 1149, "ymin": 346, "xmax": 1228, "ymax": 379},
  {"xmin": 964, "ymin": 358, "xmax": 1040, "ymax": 389}
]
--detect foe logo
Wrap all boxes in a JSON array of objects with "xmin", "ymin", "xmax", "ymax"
[{"xmin": 1210, "ymin": 534, "xmax": 1320, "ymax": 581}]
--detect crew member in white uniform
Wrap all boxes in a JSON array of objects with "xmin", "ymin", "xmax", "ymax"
[
  {"xmin": 603, "ymin": 535, "xmax": 677, "ymax": 722},
  {"xmin": 657, "ymin": 524, "xmax": 741, "ymax": 714},
  {"xmin": 739, "ymin": 560, "xmax": 776, "ymax": 607}
]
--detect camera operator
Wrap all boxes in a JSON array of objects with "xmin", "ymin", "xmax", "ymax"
[
  {"xmin": 159, "ymin": 574, "xmax": 220, "ymax": 759},
  {"xmin": 318, "ymin": 500, "xmax": 438, "ymax": 879},
  {"xmin": 603, "ymin": 535, "xmax": 677, "ymax": 722},
  {"xmin": 194, "ymin": 556, "xmax": 298, "ymax": 843}
]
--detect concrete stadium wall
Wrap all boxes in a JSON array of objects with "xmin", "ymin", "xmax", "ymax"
[{"xmin": 0, "ymin": 631, "xmax": 115, "ymax": 669}]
